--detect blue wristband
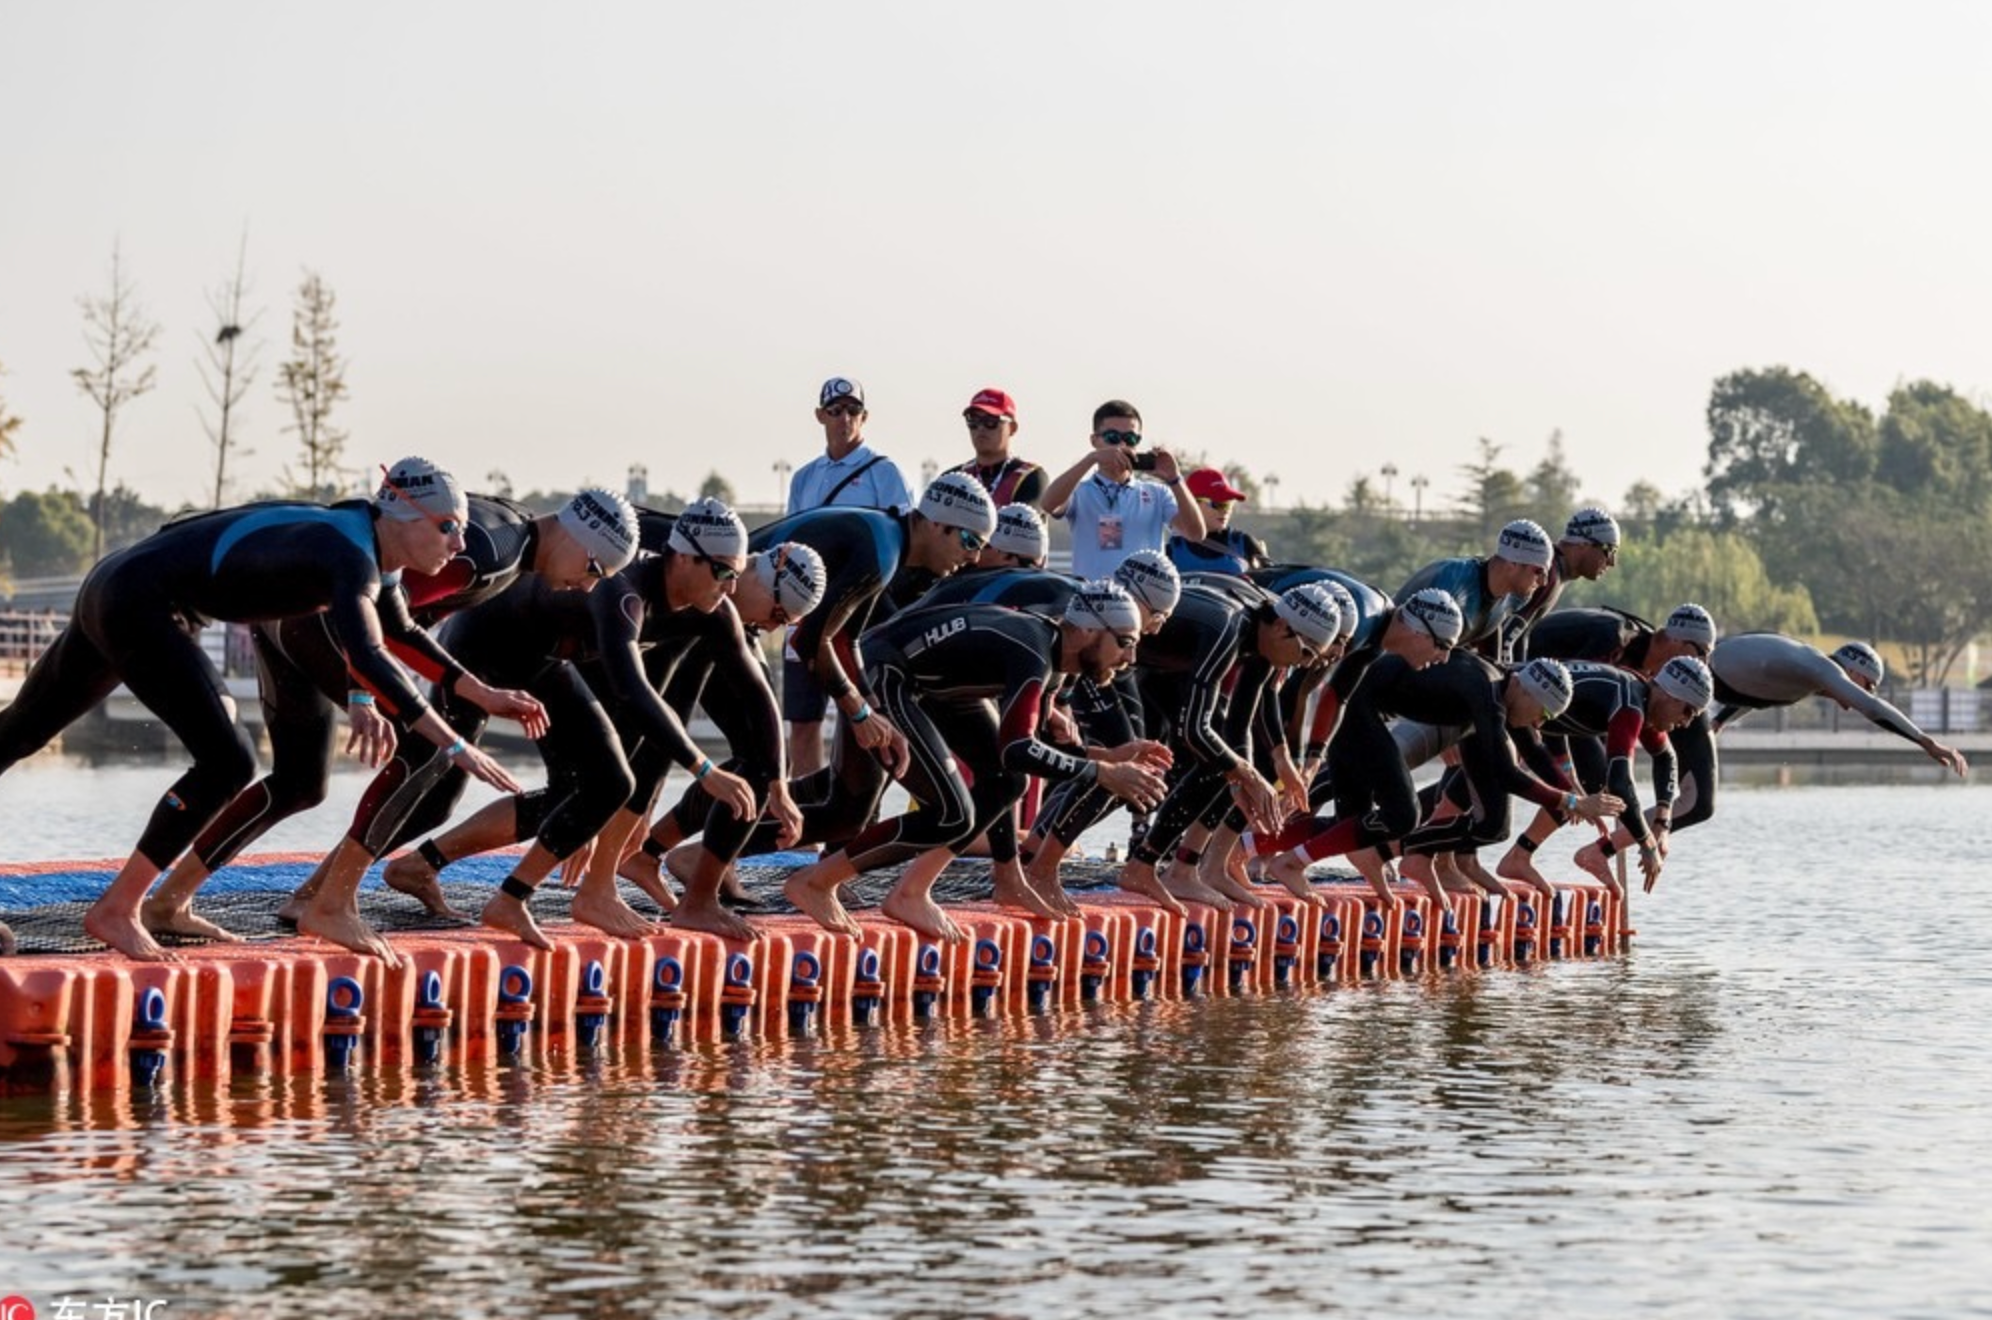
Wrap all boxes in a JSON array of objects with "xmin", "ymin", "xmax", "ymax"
[
  {"xmin": 443, "ymin": 738, "xmax": 467, "ymax": 760},
  {"xmin": 851, "ymin": 702, "xmax": 871, "ymax": 725},
  {"xmin": 695, "ymin": 757, "xmax": 714, "ymax": 779},
  {"xmin": 347, "ymin": 691, "xmax": 376, "ymax": 708}
]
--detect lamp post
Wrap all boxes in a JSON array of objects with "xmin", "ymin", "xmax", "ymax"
[
  {"xmin": 773, "ymin": 459, "xmax": 792, "ymax": 515},
  {"xmin": 1409, "ymin": 473, "xmax": 1429, "ymax": 524},
  {"xmin": 1264, "ymin": 473, "xmax": 1281, "ymax": 510},
  {"xmin": 1380, "ymin": 463, "xmax": 1398, "ymax": 510}
]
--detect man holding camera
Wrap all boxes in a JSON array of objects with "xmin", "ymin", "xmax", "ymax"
[{"xmin": 1041, "ymin": 399, "xmax": 1205, "ymax": 578}]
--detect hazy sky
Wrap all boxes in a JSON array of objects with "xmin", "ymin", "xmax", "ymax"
[{"xmin": 4, "ymin": 2, "xmax": 1990, "ymax": 518}]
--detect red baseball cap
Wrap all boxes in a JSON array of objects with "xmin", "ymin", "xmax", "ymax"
[
  {"xmin": 965, "ymin": 387, "xmax": 1018, "ymax": 420},
  {"xmin": 1186, "ymin": 468, "xmax": 1247, "ymax": 503}
]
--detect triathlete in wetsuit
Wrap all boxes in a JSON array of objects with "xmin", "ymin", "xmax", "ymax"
[
  {"xmin": 1258, "ymin": 588, "xmax": 1465, "ymax": 906},
  {"xmin": 1492, "ymin": 507, "xmax": 1622, "ymax": 663},
  {"xmin": 1397, "ymin": 519, "xmax": 1553, "ymax": 655},
  {"xmin": 1110, "ymin": 580, "xmax": 1340, "ymax": 917},
  {"xmin": 0, "ymin": 457, "xmax": 522, "ymax": 961},
  {"xmin": 780, "ymin": 583, "xmax": 1169, "ymax": 938},
  {"xmin": 1497, "ymin": 655, "xmax": 1714, "ymax": 895},
  {"xmin": 1499, "ymin": 603, "xmax": 1715, "ymax": 893},
  {"xmin": 143, "ymin": 488, "xmax": 635, "ymax": 958},
  {"xmin": 655, "ymin": 474, "xmax": 998, "ymax": 870}
]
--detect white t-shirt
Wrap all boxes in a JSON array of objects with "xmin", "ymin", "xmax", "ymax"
[
  {"xmin": 788, "ymin": 443, "xmax": 914, "ymax": 515},
  {"xmin": 1064, "ymin": 472, "xmax": 1180, "ymax": 578}
]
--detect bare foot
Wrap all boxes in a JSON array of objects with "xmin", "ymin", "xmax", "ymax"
[
  {"xmin": 1202, "ymin": 861, "xmax": 1271, "ymax": 909},
  {"xmin": 384, "ymin": 850, "xmax": 440, "ymax": 898},
  {"xmin": 0, "ymin": 921, "xmax": 16, "ymax": 956},
  {"xmin": 480, "ymin": 893, "xmax": 554, "ymax": 952},
  {"xmin": 990, "ymin": 865, "xmax": 1062, "ymax": 923},
  {"xmin": 783, "ymin": 872, "xmax": 862, "ymax": 938},
  {"xmin": 1160, "ymin": 866, "xmax": 1232, "ymax": 911},
  {"xmin": 1414, "ymin": 867, "xmax": 1453, "ymax": 916},
  {"xmin": 1399, "ymin": 853, "xmax": 1437, "ymax": 888},
  {"xmin": 1453, "ymin": 854, "xmax": 1511, "ymax": 900},
  {"xmin": 140, "ymin": 895, "xmax": 245, "ymax": 943},
  {"xmin": 570, "ymin": 886, "xmax": 657, "ymax": 939},
  {"xmin": 1116, "ymin": 863, "xmax": 1189, "ymax": 917},
  {"xmin": 83, "ymin": 905, "xmax": 182, "ymax": 963},
  {"xmin": 298, "ymin": 899, "xmax": 402, "ymax": 966},
  {"xmin": 275, "ymin": 893, "xmax": 309, "ymax": 926},
  {"xmin": 671, "ymin": 893, "xmax": 760, "ymax": 943},
  {"xmin": 1572, "ymin": 843, "xmax": 1624, "ymax": 899},
  {"xmin": 718, "ymin": 863, "xmax": 755, "ymax": 906},
  {"xmin": 1262, "ymin": 853, "xmax": 1316, "ymax": 903},
  {"xmin": 1495, "ymin": 845, "xmax": 1550, "ymax": 889},
  {"xmin": 1026, "ymin": 870, "xmax": 1083, "ymax": 917},
  {"xmin": 383, "ymin": 864, "xmax": 473, "ymax": 922},
  {"xmin": 881, "ymin": 887, "xmax": 967, "ymax": 942},
  {"xmin": 618, "ymin": 848, "xmax": 679, "ymax": 913}
]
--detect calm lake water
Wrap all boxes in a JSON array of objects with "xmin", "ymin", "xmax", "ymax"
[{"xmin": 1, "ymin": 759, "xmax": 1989, "ymax": 1319}]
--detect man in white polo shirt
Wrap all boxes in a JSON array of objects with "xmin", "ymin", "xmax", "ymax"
[
  {"xmin": 787, "ymin": 377, "xmax": 915, "ymax": 515},
  {"xmin": 1041, "ymin": 398, "xmax": 1204, "ymax": 578}
]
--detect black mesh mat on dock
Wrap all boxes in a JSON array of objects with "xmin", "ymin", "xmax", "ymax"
[{"xmin": 0, "ymin": 856, "xmax": 1153, "ymax": 957}]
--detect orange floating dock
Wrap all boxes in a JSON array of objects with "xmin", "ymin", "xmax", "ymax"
[{"xmin": 0, "ymin": 866, "xmax": 1629, "ymax": 1096}]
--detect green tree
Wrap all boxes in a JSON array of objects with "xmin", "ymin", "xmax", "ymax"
[
  {"xmin": 1523, "ymin": 430, "xmax": 1583, "ymax": 531},
  {"xmin": 1458, "ymin": 438, "xmax": 1527, "ymax": 542},
  {"xmin": 0, "ymin": 489, "xmax": 96, "ymax": 577},
  {"xmin": 1873, "ymin": 379, "xmax": 1992, "ymax": 508},
  {"xmin": 1561, "ymin": 526, "xmax": 1817, "ymax": 636},
  {"xmin": 1619, "ymin": 480, "xmax": 1665, "ymax": 539},
  {"xmin": 1703, "ymin": 367, "xmax": 1876, "ymax": 523}
]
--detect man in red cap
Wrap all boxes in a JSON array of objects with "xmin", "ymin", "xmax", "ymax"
[
  {"xmin": 1166, "ymin": 468, "xmax": 1268, "ymax": 576},
  {"xmin": 951, "ymin": 386, "xmax": 1046, "ymax": 508}
]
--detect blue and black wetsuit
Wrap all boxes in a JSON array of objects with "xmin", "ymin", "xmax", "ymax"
[{"xmin": 0, "ymin": 500, "xmax": 434, "ymax": 869}]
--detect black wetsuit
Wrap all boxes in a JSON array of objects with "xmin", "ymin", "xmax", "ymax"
[
  {"xmin": 666, "ymin": 507, "xmax": 943, "ymax": 853},
  {"xmin": 188, "ymin": 495, "xmax": 541, "ymax": 871},
  {"xmin": 1539, "ymin": 661, "xmax": 1674, "ymax": 851},
  {"xmin": 842, "ymin": 603, "xmax": 1093, "ymax": 871},
  {"xmin": 0, "ymin": 501, "xmax": 433, "ymax": 868},
  {"xmin": 436, "ymin": 552, "xmax": 770, "ymax": 863},
  {"xmin": 1524, "ymin": 608, "xmax": 1715, "ymax": 832}
]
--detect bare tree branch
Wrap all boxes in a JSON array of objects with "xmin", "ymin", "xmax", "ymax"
[
  {"xmin": 197, "ymin": 228, "xmax": 262, "ymax": 508},
  {"xmin": 71, "ymin": 239, "xmax": 161, "ymax": 560}
]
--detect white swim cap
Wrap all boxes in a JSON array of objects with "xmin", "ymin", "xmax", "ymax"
[
  {"xmin": 1398, "ymin": 588, "xmax": 1465, "ymax": 647},
  {"xmin": 1495, "ymin": 519, "xmax": 1554, "ymax": 569},
  {"xmin": 668, "ymin": 497, "xmax": 748, "ymax": 561},
  {"xmin": 1317, "ymin": 579, "xmax": 1359, "ymax": 640},
  {"xmin": 752, "ymin": 541, "xmax": 827, "ymax": 620},
  {"xmin": 1831, "ymin": 641, "xmax": 1884, "ymax": 689},
  {"xmin": 376, "ymin": 456, "xmax": 467, "ymax": 524},
  {"xmin": 1564, "ymin": 507, "xmax": 1622, "ymax": 547},
  {"xmin": 1663, "ymin": 603, "xmax": 1717, "ymax": 651},
  {"xmin": 1275, "ymin": 583, "xmax": 1342, "ymax": 651},
  {"xmin": 1063, "ymin": 579, "xmax": 1142, "ymax": 634},
  {"xmin": 558, "ymin": 488, "xmax": 639, "ymax": 575},
  {"xmin": 1654, "ymin": 655, "xmax": 1714, "ymax": 711},
  {"xmin": 988, "ymin": 504, "xmax": 1048, "ymax": 562},
  {"xmin": 1513, "ymin": 657, "xmax": 1575, "ymax": 719},
  {"xmin": 1114, "ymin": 550, "xmax": 1181, "ymax": 616},
  {"xmin": 918, "ymin": 472, "xmax": 999, "ymax": 540}
]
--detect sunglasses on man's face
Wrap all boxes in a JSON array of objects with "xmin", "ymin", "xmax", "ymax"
[
  {"xmin": 957, "ymin": 529, "xmax": 988, "ymax": 553},
  {"xmin": 824, "ymin": 403, "xmax": 864, "ymax": 418},
  {"xmin": 964, "ymin": 413, "xmax": 1007, "ymax": 431},
  {"xmin": 696, "ymin": 548, "xmax": 740, "ymax": 582},
  {"xmin": 1098, "ymin": 429, "xmax": 1142, "ymax": 447}
]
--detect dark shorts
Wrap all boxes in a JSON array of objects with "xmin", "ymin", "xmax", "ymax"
[{"xmin": 782, "ymin": 654, "xmax": 832, "ymax": 723}]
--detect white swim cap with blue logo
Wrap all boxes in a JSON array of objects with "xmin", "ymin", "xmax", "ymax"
[
  {"xmin": 918, "ymin": 472, "xmax": 999, "ymax": 539},
  {"xmin": 1831, "ymin": 641, "xmax": 1884, "ymax": 688},
  {"xmin": 1063, "ymin": 579, "xmax": 1143, "ymax": 634},
  {"xmin": 1276, "ymin": 583, "xmax": 1342, "ymax": 650},
  {"xmin": 1654, "ymin": 655, "xmax": 1714, "ymax": 711},
  {"xmin": 1114, "ymin": 550, "xmax": 1181, "ymax": 617},
  {"xmin": 1514, "ymin": 657, "xmax": 1575, "ymax": 719},
  {"xmin": 1317, "ymin": 579, "xmax": 1359, "ymax": 640},
  {"xmin": 669, "ymin": 497, "xmax": 749, "ymax": 561},
  {"xmin": 1663, "ymin": 603, "xmax": 1717, "ymax": 651},
  {"xmin": 1564, "ymin": 507, "xmax": 1622, "ymax": 547},
  {"xmin": 989, "ymin": 504, "xmax": 1048, "ymax": 562},
  {"xmin": 1398, "ymin": 588, "xmax": 1465, "ymax": 647},
  {"xmin": 1495, "ymin": 519, "xmax": 1554, "ymax": 569},
  {"xmin": 376, "ymin": 456, "xmax": 467, "ymax": 524},
  {"xmin": 753, "ymin": 541, "xmax": 828, "ymax": 620},
  {"xmin": 558, "ymin": 488, "xmax": 640, "ymax": 574}
]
